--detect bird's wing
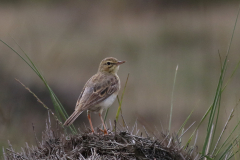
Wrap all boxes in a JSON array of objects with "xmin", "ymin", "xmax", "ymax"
[{"xmin": 75, "ymin": 74, "xmax": 119, "ymax": 111}]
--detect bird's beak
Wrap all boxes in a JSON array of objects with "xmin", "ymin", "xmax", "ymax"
[{"xmin": 117, "ymin": 61, "xmax": 126, "ymax": 65}]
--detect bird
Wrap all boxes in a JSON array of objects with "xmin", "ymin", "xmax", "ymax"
[{"xmin": 64, "ymin": 57, "xmax": 125, "ymax": 135}]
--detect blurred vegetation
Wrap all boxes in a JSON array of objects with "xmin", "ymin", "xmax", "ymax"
[{"xmin": 0, "ymin": 0, "xmax": 239, "ymax": 3}]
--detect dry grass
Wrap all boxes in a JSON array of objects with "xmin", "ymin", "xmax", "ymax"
[{"xmin": 3, "ymin": 115, "xmax": 199, "ymax": 160}]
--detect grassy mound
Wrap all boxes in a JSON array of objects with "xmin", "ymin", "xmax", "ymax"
[{"xmin": 3, "ymin": 118, "xmax": 198, "ymax": 160}]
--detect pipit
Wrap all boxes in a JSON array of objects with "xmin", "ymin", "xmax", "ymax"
[{"xmin": 64, "ymin": 57, "xmax": 125, "ymax": 135}]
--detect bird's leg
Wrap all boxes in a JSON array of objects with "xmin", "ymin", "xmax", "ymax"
[
  {"xmin": 99, "ymin": 113, "xmax": 108, "ymax": 135},
  {"xmin": 87, "ymin": 110, "xmax": 94, "ymax": 133}
]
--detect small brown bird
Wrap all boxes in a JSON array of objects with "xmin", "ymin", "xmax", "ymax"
[{"xmin": 64, "ymin": 57, "xmax": 125, "ymax": 135}]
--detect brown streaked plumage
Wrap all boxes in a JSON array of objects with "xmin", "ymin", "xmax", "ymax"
[{"xmin": 64, "ymin": 57, "xmax": 125, "ymax": 135}]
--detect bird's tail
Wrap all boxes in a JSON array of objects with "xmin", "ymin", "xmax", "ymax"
[{"xmin": 64, "ymin": 110, "xmax": 83, "ymax": 126}]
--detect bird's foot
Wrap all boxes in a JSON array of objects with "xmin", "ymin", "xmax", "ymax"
[
  {"xmin": 104, "ymin": 129, "xmax": 108, "ymax": 135},
  {"xmin": 99, "ymin": 128, "xmax": 108, "ymax": 135}
]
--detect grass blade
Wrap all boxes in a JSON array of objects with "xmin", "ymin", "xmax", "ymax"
[
  {"xmin": 15, "ymin": 79, "xmax": 64, "ymax": 128},
  {"xmin": 214, "ymin": 120, "xmax": 240, "ymax": 157},
  {"xmin": 115, "ymin": 73, "xmax": 129, "ymax": 122},
  {"xmin": 185, "ymin": 104, "xmax": 212, "ymax": 147},
  {"xmin": 177, "ymin": 106, "xmax": 195, "ymax": 135},
  {"xmin": 201, "ymin": 4, "xmax": 240, "ymax": 156},
  {"xmin": 211, "ymin": 101, "xmax": 238, "ymax": 156},
  {"xmin": 169, "ymin": 65, "xmax": 178, "ymax": 132},
  {"xmin": 222, "ymin": 59, "xmax": 240, "ymax": 91},
  {"xmin": 0, "ymin": 39, "xmax": 77, "ymax": 134}
]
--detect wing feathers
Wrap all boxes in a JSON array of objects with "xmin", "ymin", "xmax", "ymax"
[
  {"xmin": 77, "ymin": 74, "xmax": 119, "ymax": 111},
  {"xmin": 64, "ymin": 74, "xmax": 119, "ymax": 126}
]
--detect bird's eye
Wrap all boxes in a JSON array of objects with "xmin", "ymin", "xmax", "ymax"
[{"xmin": 107, "ymin": 62, "xmax": 111, "ymax": 65}]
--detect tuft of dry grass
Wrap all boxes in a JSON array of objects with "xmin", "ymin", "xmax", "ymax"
[{"xmin": 3, "ymin": 115, "xmax": 199, "ymax": 160}]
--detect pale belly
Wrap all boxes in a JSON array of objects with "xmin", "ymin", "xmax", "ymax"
[{"xmin": 90, "ymin": 93, "xmax": 118, "ymax": 113}]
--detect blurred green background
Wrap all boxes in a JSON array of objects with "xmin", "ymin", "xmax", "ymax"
[{"xmin": 1, "ymin": 0, "xmax": 240, "ymax": 156}]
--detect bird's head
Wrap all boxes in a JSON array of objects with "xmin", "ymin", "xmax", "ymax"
[{"xmin": 98, "ymin": 57, "xmax": 125, "ymax": 74}]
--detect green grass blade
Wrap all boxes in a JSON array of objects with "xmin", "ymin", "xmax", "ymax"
[
  {"xmin": 115, "ymin": 73, "xmax": 129, "ymax": 122},
  {"xmin": 104, "ymin": 74, "xmax": 129, "ymax": 126},
  {"xmin": 226, "ymin": 4, "xmax": 240, "ymax": 56},
  {"xmin": 0, "ymin": 39, "xmax": 77, "ymax": 133},
  {"xmin": 202, "ymin": 4, "xmax": 240, "ymax": 156},
  {"xmin": 185, "ymin": 104, "xmax": 212, "ymax": 147},
  {"xmin": 202, "ymin": 50, "xmax": 225, "ymax": 156},
  {"xmin": 10, "ymin": 39, "xmax": 67, "ymax": 121},
  {"xmin": 116, "ymin": 95, "xmax": 127, "ymax": 127},
  {"xmin": 210, "ymin": 82, "xmax": 223, "ymax": 150},
  {"xmin": 214, "ymin": 120, "xmax": 240, "ymax": 157},
  {"xmin": 0, "ymin": 40, "xmax": 38, "ymax": 74},
  {"xmin": 222, "ymin": 59, "xmax": 240, "ymax": 91},
  {"xmin": 222, "ymin": 3, "xmax": 240, "ymax": 92},
  {"xmin": 211, "ymin": 107, "xmax": 235, "ymax": 156},
  {"xmin": 169, "ymin": 65, "xmax": 178, "ymax": 132},
  {"xmin": 177, "ymin": 106, "xmax": 195, "ymax": 135},
  {"xmin": 212, "ymin": 98, "xmax": 240, "ymax": 157},
  {"xmin": 218, "ymin": 143, "xmax": 234, "ymax": 160},
  {"xmin": 227, "ymin": 146, "xmax": 240, "ymax": 160}
]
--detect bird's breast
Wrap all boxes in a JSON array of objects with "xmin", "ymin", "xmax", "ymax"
[
  {"xmin": 96, "ymin": 92, "xmax": 118, "ymax": 110},
  {"xmin": 89, "ymin": 92, "xmax": 118, "ymax": 114}
]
